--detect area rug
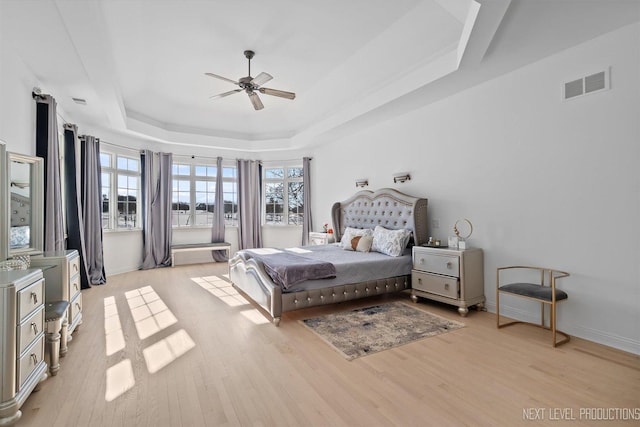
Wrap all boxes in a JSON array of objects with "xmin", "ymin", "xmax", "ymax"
[{"xmin": 300, "ymin": 302, "xmax": 464, "ymax": 360}]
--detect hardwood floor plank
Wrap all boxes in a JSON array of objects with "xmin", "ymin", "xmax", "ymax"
[{"xmin": 15, "ymin": 263, "xmax": 640, "ymax": 426}]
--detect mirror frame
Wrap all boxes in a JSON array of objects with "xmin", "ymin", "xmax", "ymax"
[
  {"xmin": 0, "ymin": 141, "xmax": 6, "ymax": 260},
  {"xmin": 7, "ymin": 152, "xmax": 44, "ymax": 257}
]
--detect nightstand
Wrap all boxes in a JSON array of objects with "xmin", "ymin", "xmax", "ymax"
[
  {"xmin": 411, "ymin": 246, "xmax": 485, "ymax": 316},
  {"xmin": 308, "ymin": 232, "xmax": 335, "ymax": 245}
]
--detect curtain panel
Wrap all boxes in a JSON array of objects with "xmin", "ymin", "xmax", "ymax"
[
  {"xmin": 236, "ymin": 159, "xmax": 262, "ymax": 250},
  {"xmin": 63, "ymin": 124, "xmax": 92, "ymax": 289},
  {"xmin": 211, "ymin": 156, "xmax": 227, "ymax": 261},
  {"xmin": 141, "ymin": 150, "xmax": 173, "ymax": 269},
  {"xmin": 34, "ymin": 94, "xmax": 65, "ymax": 251},
  {"xmin": 302, "ymin": 157, "xmax": 312, "ymax": 246},
  {"xmin": 80, "ymin": 135, "xmax": 107, "ymax": 284}
]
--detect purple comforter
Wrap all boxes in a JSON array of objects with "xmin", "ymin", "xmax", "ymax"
[{"xmin": 243, "ymin": 250, "xmax": 336, "ymax": 290}]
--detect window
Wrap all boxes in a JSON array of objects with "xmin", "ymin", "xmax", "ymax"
[
  {"xmin": 264, "ymin": 166, "xmax": 304, "ymax": 225},
  {"xmin": 172, "ymin": 162, "xmax": 237, "ymax": 228},
  {"xmin": 100, "ymin": 151, "xmax": 140, "ymax": 230}
]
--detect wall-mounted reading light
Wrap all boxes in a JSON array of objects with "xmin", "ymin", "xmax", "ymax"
[
  {"xmin": 355, "ymin": 179, "xmax": 369, "ymax": 188},
  {"xmin": 393, "ymin": 173, "xmax": 411, "ymax": 183}
]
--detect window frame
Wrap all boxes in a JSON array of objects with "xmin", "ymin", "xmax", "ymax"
[
  {"xmin": 100, "ymin": 149, "xmax": 142, "ymax": 231},
  {"xmin": 171, "ymin": 160, "xmax": 238, "ymax": 229},
  {"xmin": 262, "ymin": 162, "xmax": 304, "ymax": 226}
]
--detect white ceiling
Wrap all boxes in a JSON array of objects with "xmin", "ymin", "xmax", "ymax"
[{"xmin": 1, "ymin": 0, "xmax": 638, "ymax": 151}]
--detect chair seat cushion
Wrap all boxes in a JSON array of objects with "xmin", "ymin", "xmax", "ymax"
[
  {"xmin": 45, "ymin": 300, "xmax": 70, "ymax": 321},
  {"xmin": 499, "ymin": 282, "xmax": 568, "ymax": 301}
]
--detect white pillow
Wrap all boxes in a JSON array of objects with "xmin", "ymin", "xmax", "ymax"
[
  {"xmin": 340, "ymin": 227, "xmax": 373, "ymax": 250},
  {"xmin": 371, "ymin": 226, "xmax": 412, "ymax": 257}
]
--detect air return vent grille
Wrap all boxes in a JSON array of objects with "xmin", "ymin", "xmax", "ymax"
[{"xmin": 563, "ymin": 68, "xmax": 609, "ymax": 101}]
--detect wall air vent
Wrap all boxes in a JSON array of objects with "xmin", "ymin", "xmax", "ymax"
[
  {"xmin": 72, "ymin": 97, "xmax": 87, "ymax": 105},
  {"xmin": 563, "ymin": 68, "xmax": 609, "ymax": 101}
]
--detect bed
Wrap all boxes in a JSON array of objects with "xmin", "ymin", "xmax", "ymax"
[{"xmin": 229, "ymin": 188, "xmax": 428, "ymax": 325}]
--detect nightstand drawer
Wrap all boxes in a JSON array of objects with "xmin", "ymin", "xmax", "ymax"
[
  {"xmin": 69, "ymin": 255, "xmax": 80, "ymax": 278},
  {"xmin": 413, "ymin": 251, "xmax": 460, "ymax": 277},
  {"xmin": 69, "ymin": 274, "xmax": 81, "ymax": 300},
  {"xmin": 412, "ymin": 271, "xmax": 459, "ymax": 299}
]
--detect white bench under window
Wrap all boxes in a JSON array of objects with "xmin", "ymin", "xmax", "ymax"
[{"xmin": 170, "ymin": 242, "xmax": 231, "ymax": 267}]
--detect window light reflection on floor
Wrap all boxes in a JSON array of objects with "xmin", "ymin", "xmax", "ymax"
[
  {"xmin": 125, "ymin": 286, "xmax": 178, "ymax": 340},
  {"xmin": 191, "ymin": 275, "xmax": 248, "ymax": 307},
  {"xmin": 143, "ymin": 329, "xmax": 195, "ymax": 374},
  {"xmin": 105, "ymin": 359, "xmax": 135, "ymax": 402},
  {"xmin": 104, "ymin": 296, "xmax": 125, "ymax": 356}
]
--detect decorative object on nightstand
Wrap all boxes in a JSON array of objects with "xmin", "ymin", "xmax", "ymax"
[
  {"xmin": 309, "ymin": 231, "xmax": 335, "ymax": 245},
  {"xmin": 411, "ymin": 245, "xmax": 485, "ymax": 316},
  {"xmin": 453, "ymin": 218, "xmax": 473, "ymax": 249},
  {"xmin": 496, "ymin": 266, "xmax": 570, "ymax": 347}
]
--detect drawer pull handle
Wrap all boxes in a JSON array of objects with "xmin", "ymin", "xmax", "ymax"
[
  {"xmin": 444, "ymin": 284, "xmax": 450, "ymax": 290},
  {"xmin": 446, "ymin": 262, "xmax": 453, "ymax": 269},
  {"xmin": 419, "ymin": 258, "xmax": 425, "ymax": 264},
  {"xmin": 31, "ymin": 291, "xmax": 38, "ymax": 304},
  {"xmin": 31, "ymin": 322, "xmax": 38, "ymax": 334},
  {"xmin": 418, "ymin": 278, "xmax": 422, "ymax": 284},
  {"xmin": 31, "ymin": 353, "xmax": 38, "ymax": 364},
  {"xmin": 73, "ymin": 264, "xmax": 79, "ymax": 272},
  {"xmin": 76, "ymin": 302, "xmax": 81, "ymax": 310},
  {"xmin": 74, "ymin": 283, "xmax": 79, "ymax": 290}
]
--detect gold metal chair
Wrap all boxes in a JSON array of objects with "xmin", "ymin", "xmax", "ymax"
[{"xmin": 496, "ymin": 266, "xmax": 570, "ymax": 347}]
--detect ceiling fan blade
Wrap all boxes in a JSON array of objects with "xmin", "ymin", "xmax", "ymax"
[
  {"xmin": 259, "ymin": 87, "xmax": 296, "ymax": 100},
  {"xmin": 250, "ymin": 72, "xmax": 273, "ymax": 86},
  {"xmin": 248, "ymin": 92, "xmax": 264, "ymax": 110},
  {"xmin": 204, "ymin": 72, "xmax": 238, "ymax": 85},
  {"xmin": 209, "ymin": 89, "xmax": 242, "ymax": 99}
]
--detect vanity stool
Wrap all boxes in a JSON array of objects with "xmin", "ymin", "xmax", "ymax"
[{"xmin": 44, "ymin": 301, "xmax": 70, "ymax": 376}]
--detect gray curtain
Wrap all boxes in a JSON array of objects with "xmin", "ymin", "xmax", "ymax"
[
  {"xmin": 35, "ymin": 94, "xmax": 65, "ymax": 251},
  {"xmin": 141, "ymin": 150, "xmax": 173, "ymax": 269},
  {"xmin": 236, "ymin": 159, "xmax": 262, "ymax": 250},
  {"xmin": 211, "ymin": 156, "xmax": 227, "ymax": 261},
  {"xmin": 80, "ymin": 135, "xmax": 107, "ymax": 284},
  {"xmin": 302, "ymin": 157, "xmax": 312, "ymax": 246},
  {"xmin": 63, "ymin": 124, "xmax": 92, "ymax": 289}
]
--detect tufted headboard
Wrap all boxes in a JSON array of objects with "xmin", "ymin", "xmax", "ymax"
[{"xmin": 331, "ymin": 188, "xmax": 428, "ymax": 246}]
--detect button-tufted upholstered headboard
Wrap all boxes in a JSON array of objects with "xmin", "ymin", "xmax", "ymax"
[{"xmin": 331, "ymin": 188, "xmax": 428, "ymax": 246}]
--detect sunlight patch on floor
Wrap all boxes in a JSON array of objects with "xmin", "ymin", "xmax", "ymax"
[
  {"xmin": 239, "ymin": 309, "xmax": 270, "ymax": 325},
  {"xmin": 125, "ymin": 286, "xmax": 178, "ymax": 340},
  {"xmin": 104, "ymin": 296, "xmax": 125, "ymax": 356},
  {"xmin": 191, "ymin": 275, "xmax": 248, "ymax": 307},
  {"xmin": 105, "ymin": 359, "xmax": 135, "ymax": 402},
  {"xmin": 143, "ymin": 329, "xmax": 196, "ymax": 374}
]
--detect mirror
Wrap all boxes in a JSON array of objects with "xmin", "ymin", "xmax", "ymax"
[{"xmin": 7, "ymin": 152, "xmax": 44, "ymax": 256}]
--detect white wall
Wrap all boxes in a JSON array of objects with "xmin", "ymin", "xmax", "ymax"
[{"xmin": 309, "ymin": 23, "xmax": 640, "ymax": 354}]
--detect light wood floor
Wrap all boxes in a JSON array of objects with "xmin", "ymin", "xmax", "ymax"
[{"xmin": 17, "ymin": 263, "xmax": 640, "ymax": 426}]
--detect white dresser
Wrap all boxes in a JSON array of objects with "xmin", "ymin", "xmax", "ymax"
[
  {"xmin": 30, "ymin": 250, "xmax": 82, "ymax": 336},
  {"xmin": 411, "ymin": 246, "xmax": 485, "ymax": 316},
  {"xmin": 0, "ymin": 269, "xmax": 48, "ymax": 425}
]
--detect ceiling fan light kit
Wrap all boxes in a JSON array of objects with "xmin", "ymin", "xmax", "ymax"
[{"xmin": 205, "ymin": 50, "xmax": 296, "ymax": 110}]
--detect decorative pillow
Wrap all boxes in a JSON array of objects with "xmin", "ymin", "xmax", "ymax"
[
  {"xmin": 340, "ymin": 227, "xmax": 373, "ymax": 250},
  {"xmin": 350, "ymin": 235, "xmax": 362, "ymax": 250},
  {"xmin": 371, "ymin": 226, "xmax": 411, "ymax": 257},
  {"xmin": 355, "ymin": 235, "xmax": 373, "ymax": 253}
]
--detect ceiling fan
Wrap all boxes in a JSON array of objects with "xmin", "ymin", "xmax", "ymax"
[{"xmin": 205, "ymin": 50, "xmax": 296, "ymax": 110}]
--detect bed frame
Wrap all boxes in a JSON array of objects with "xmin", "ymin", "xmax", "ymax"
[{"xmin": 229, "ymin": 188, "xmax": 428, "ymax": 325}]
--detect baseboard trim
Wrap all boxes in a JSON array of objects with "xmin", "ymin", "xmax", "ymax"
[{"xmin": 485, "ymin": 302, "xmax": 640, "ymax": 355}]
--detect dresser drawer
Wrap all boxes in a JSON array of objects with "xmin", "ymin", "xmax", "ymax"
[
  {"xmin": 17, "ymin": 279, "xmax": 44, "ymax": 321},
  {"xmin": 69, "ymin": 255, "xmax": 80, "ymax": 278},
  {"xmin": 17, "ymin": 307, "xmax": 44, "ymax": 356},
  {"xmin": 17, "ymin": 334, "xmax": 44, "ymax": 390},
  {"xmin": 413, "ymin": 251, "xmax": 459, "ymax": 277},
  {"xmin": 70, "ymin": 292, "xmax": 82, "ymax": 324},
  {"xmin": 69, "ymin": 273, "xmax": 81, "ymax": 300},
  {"xmin": 412, "ymin": 271, "xmax": 459, "ymax": 299}
]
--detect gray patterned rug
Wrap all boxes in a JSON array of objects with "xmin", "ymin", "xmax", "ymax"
[{"xmin": 300, "ymin": 301, "xmax": 464, "ymax": 360}]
